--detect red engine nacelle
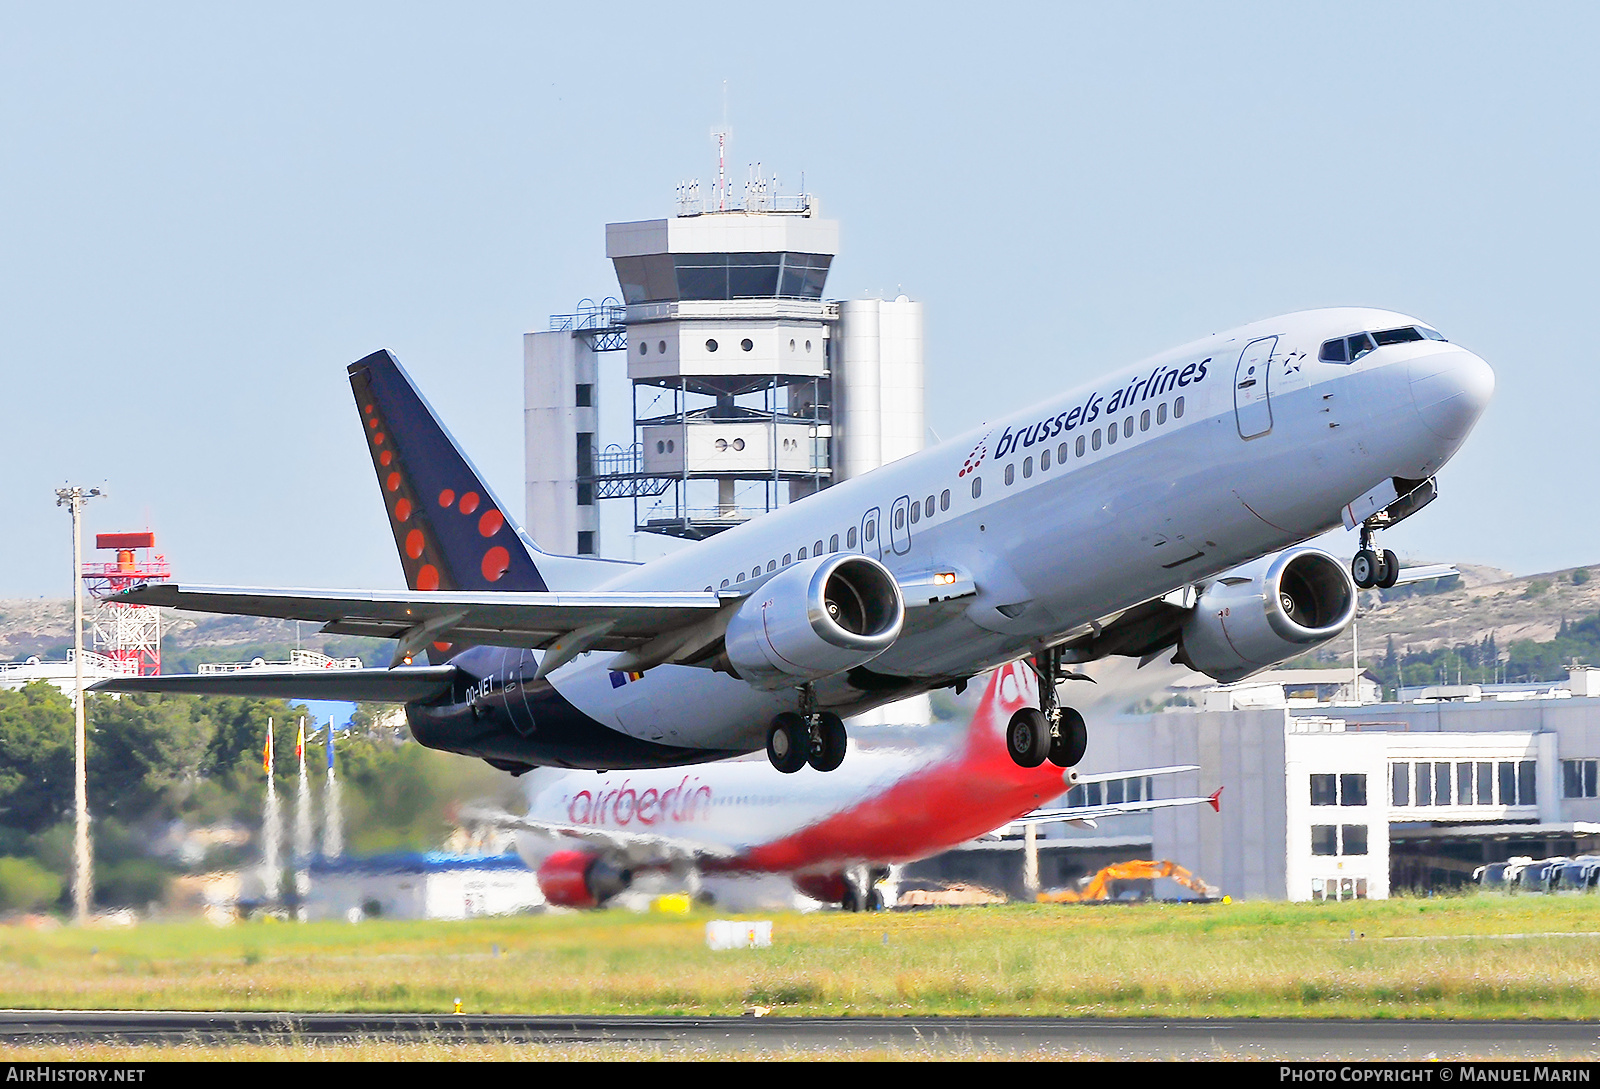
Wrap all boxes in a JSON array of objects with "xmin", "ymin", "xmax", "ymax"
[
  {"xmin": 792, "ymin": 872, "xmax": 850, "ymax": 905},
  {"xmin": 536, "ymin": 849, "xmax": 632, "ymax": 909}
]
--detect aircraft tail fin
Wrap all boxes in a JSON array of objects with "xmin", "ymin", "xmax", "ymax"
[{"xmin": 349, "ymin": 350, "xmax": 550, "ymax": 601}]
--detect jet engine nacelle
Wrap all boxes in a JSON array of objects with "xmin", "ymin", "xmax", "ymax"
[
  {"xmin": 535, "ymin": 848, "xmax": 632, "ymax": 909},
  {"xmin": 723, "ymin": 553, "xmax": 905, "ymax": 689},
  {"xmin": 1177, "ymin": 547, "xmax": 1357, "ymax": 684}
]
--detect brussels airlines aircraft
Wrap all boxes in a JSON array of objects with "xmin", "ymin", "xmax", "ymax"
[
  {"xmin": 95, "ymin": 307, "xmax": 1494, "ymax": 776},
  {"xmin": 496, "ymin": 661, "xmax": 1218, "ymax": 909}
]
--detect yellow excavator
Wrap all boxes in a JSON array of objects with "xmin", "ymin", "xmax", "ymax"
[{"xmin": 1038, "ymin": 859, "xmax": 1221, "ymax": 903}]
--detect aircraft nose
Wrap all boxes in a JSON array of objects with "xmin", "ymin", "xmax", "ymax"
[{"xmin": 1409, "ymin": 348, "xmax": 1494, "ymax": 441}]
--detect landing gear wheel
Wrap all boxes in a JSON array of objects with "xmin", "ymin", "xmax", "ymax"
[
  {"xmin": 808, "ymin": 712, "xmax": 847, "ymax": 772},
  {"xmin": 1377, "ymin": 548, "xmax": 1400, "ymax": 589},
  {"xmin": 1352, "ymin": 549, "xmax": 1378, "ymax": 589},
  {"xmin": 766, "ymin": 713, "xmax": 808, "ymax": 774},
  {"xmin": 1007, "ymin": 707, "xmax": 1051, "ymax": 768},
  {"xmin": 1049, "ymin": 707, "xmax": 1088, "ymax": 768}
]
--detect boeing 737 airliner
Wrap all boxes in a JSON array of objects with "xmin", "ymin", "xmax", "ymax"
[
  {"xmin": 96, "ymin": 307, "xmax": 1493, "ymax": 777},
  {"xmin": 499, "ymin": 661, "xmax": 1217, "ymax": 910}
]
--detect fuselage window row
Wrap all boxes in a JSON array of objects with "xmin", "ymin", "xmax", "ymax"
[{"xmin": 1004, "ymin": 397, "xmax": 1186, "ymax": 485}]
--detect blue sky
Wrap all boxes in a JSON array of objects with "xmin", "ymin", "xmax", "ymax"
[{"xmin": 1, "ymin": 2, "xmax": 1593, "ymax": 597}]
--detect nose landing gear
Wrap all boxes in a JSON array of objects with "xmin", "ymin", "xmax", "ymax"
[
  {"xmin": 1352, "ymin": 524, "xmax": 1399, "ymax": 590},
  {"xmin": 766, "ymin": 685, "xmax": 849, "ymax": 773}
]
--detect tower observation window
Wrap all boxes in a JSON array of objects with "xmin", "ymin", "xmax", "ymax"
[{"xmin": 664, "ymin": 252, "xmax": 833, "ymax": 301}]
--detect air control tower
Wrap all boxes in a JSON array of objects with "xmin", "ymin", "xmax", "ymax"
[{"xmin": 524, "ymin": 176, "xmax": 924, "ymax": 556}]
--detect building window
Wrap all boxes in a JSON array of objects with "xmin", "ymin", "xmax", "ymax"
[
  {"xmin": 575, "ymin": 383, "xmax": 593, "ymax": 407},
  {"xmin": 576, "ymin": 531, "xmax": 594, "ymax": 555},
  {"xmin": 1457, "ymin": 761, "xmax": 1475, "ymax": 805},
  {"xmin": 577, "ymin": 482, "xmax": 594, "ymax": 506},
  {"xmin": 1564, "ymin": 759, "xmax": 1599, "ymax": 799},
  {"xmin": 1340, "ymin": 773, "xmax": 1367, "ymax": 806},
  {"xmin": 1311, "ymin": 824, "xmax": 1367, "ymax": 856},
  {"xmin": 1392, "ymin": 763, "xmax": 1410, "ymax": 806},
  {"xmin": 1313, "ymin": 773, "xmax": 1366, "ymax": 806},
  {"xmin": 1311, "ymin": 774, "xmax": 1338, "ymax": 806}
]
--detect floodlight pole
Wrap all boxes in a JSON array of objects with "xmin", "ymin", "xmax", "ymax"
[{"xmin": 55, "ymin": 484, "xmax": 102, "ymax": 925}]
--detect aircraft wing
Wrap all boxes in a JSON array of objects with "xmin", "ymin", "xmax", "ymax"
[
  {"xmin": 467, "ymin": 809, "xmax": 738, "ymax": 867},
  {"xmin": 88, "ymin": 666, "xmax": 460, "ymax": 703},
  {"xmin": 110, "ymin": 581, "xmax": 730, "ymax": 670}
]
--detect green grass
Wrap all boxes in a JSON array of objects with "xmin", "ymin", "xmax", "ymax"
[{"xmin": 4, "ymin": 895, "xmax": 1600, "ymax": 1019}]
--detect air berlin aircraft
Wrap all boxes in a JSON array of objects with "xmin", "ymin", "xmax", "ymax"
[
  {"xmin": 499, "ymin": 660, "xmax": 1217, "ymax": 910},
  {"xmin": 97, "ymin": 308, "xmax": 1492, "ymax": 777}
]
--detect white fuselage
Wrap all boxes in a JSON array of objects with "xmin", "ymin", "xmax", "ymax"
[{"xmin": 539, "ymin": 307, "xmax": 1492, "ymax": 756}]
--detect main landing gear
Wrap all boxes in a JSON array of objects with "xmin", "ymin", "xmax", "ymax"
[
  {"xmin": 1007, "ymin": 646, "xmax": 1088, "ymax": 770},
  {"xmin": 767, "ymin": 685, "xmax": 847, "ymax": 774},
  {"xmin": 1351, "ymin": 523, "xmax": 1399, "ymax": 590}
]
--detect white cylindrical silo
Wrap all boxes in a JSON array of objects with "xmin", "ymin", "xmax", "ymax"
[{"xmin": 835, "ymin": 300, "xmax": 883, "ymax": 481}]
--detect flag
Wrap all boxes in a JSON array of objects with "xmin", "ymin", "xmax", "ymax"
[
  {"xmin": 295, "ymin": 717, "xmax": 305, "ymax": 762},
  {"xmin": 263, "ymin": 717, "xmax": 274, "ymax": 775},
  {"xmin": 326, "ymin": 720, "xmax": 335, "ymax": 772}
]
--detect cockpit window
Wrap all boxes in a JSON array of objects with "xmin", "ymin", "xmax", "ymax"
[
  {"xmin": 1320, "ymin": 325, "xmax": 1446, "ymax": 364},
  {"xmin": 1372, "ymin": 326, "xmax": 1424, "ymax": 347}
]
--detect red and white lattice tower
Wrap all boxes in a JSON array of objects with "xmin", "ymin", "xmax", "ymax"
[{"xmin": 81, "ymin": 532, "xmax": 171, "ymax": 677}]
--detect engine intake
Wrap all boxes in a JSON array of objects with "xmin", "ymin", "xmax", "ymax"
[
  {"xmin": 1177, "ymin": 547, "xmax": 1356, "ymax": 684},
  {"xmin": 724, "ymin": 553, "xmax": 905, "ymax": 688},
  {"xmin": 536, "ymin": 848, "xmax": 632, "ymax": 909}
]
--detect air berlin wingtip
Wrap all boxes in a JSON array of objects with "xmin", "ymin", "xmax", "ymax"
[{"xmin": 1208, "ymin": 787, "xmax": 1223, "ymax": 812}]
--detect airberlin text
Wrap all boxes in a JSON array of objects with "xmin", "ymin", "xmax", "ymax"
[
  {"xmin": 994, "ymin": 358, "xmax": 1209, "ymax": 460},
  {"xmin": 567, "ymin": 777, "xmax": 713, "ymax": 826}
]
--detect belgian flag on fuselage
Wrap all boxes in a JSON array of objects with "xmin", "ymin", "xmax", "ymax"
[{"xmin": 349, "ymin": 350, "xmax": 549, "ymax": 658}]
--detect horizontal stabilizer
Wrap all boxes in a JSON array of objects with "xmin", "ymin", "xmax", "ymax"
[{"xmin": 88, "ymin": 666, "xmax": 459, "ymax": 704}]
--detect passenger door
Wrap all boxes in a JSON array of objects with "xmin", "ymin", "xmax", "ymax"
[
  {"xmin": 888, "ymin": 495, "xmax": 913, "ymax": 556},
  {"xmin": 860, "ymin": 507, "xmax": 882, "ymax": 560},
  {"xmin": 1234, "ymin": 336, "xmax": 1277, "ymax": 440}
]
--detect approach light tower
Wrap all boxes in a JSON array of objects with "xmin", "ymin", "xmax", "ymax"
[
  {"xmin": 524, "ymin": 168, "xmax": 924, "ymax": 551},
  {"xmin": 81, "ymin": 532, "xmax": 170, "ymax": 676}
]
